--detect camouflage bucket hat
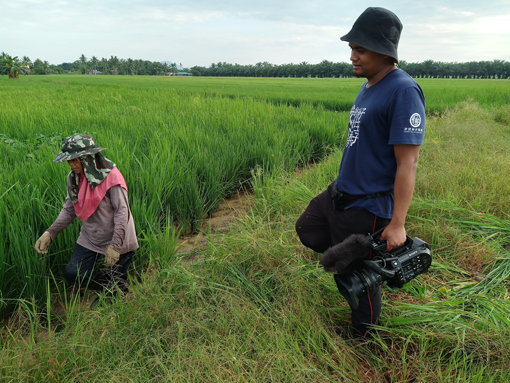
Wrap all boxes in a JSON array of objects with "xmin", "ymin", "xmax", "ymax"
[{"xmin": 53, "ymin": 134, "xmax": 106, "ymax": 163}]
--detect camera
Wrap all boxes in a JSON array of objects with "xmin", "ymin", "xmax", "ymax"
[{"xmin": 327, "ymin": 229, "xmax": 432, "ymax": 310}]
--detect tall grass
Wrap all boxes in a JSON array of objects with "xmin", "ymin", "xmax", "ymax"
[
  {"xmin": 415, "ymin": 101, "xmax": 510, "ymax": 217},
  {"xmin": 0, "ymin": 75, "xmax": 347, "ymax": 311},
  {"xmin": 1, "ymin": 75, "xmax": 509, "ymax": 311},
  {"xmin": 1, "ymin": 95, "xmax": 509, "ymax": 381}
]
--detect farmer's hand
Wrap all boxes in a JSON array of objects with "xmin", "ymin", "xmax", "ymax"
[
  {"xmin": 35, "ymin": 231, "xmax": 52, "ymax": 254},
  {"xmin": 105, "ymin": 245, "xmax": 120, "ymax": 267}
]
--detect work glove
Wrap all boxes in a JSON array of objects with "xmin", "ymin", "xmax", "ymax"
[
  {"xmin": 105, "ymin": 245, "xmax": 120, "ymax": 267},
  {"xmin": 35, "ymin": 231, "xmax": 52, "ymax": 254}
]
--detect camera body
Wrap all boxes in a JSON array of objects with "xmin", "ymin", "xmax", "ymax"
[{"xmin": 333, "ymin": 230, "xmax": 432, "ymax": 310}]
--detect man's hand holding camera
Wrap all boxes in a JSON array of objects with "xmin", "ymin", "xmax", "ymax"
[{"xmin": 380, "ymin": 222, "xmax": 407, "ymax": 251}]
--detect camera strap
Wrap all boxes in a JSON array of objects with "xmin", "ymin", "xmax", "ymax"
[{"xmin": 331, "ymin": 186, "xmax": 393, "ymax": 210}]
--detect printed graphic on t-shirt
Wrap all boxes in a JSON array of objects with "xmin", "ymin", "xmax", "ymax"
[
  {"xmin": 405, "ymin": 112, "xmax": 424, "ymax": 134},
  {"xmin": 346, "ymin": 105, "xmax": 366, "ymax": 147},
  {"xmin": 409, "ymin": 113, "xmax": 421, "ymax": 127}
]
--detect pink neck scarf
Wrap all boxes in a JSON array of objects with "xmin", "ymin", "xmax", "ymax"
[{"xmin": 74, "ymin": 167, "xmax": 128, "ymax": 221}]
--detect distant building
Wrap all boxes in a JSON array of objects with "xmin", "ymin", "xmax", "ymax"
[
  {"xmin": 85, "ymin": 69, "xmax": 102, "ymax": 75},
  {"xmin": 165, "ymin": 71, "xmax": 192, "ymax": 76}
]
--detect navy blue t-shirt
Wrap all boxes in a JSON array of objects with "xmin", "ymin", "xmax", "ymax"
[{"xmin": 334, "ymin": 69, "xmax": 425, "ymax": 219}]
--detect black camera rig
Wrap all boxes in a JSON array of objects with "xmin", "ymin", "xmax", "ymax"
[{"xmin": 326, "ymin": 228, "xmax": 432, "ymax": 310}]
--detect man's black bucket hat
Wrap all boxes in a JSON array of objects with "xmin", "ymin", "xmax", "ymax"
[{"xmin": 340, "ymin": 7, "xmax": 402, "ymax": 63}]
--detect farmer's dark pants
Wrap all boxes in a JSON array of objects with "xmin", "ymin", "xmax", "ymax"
[
  {"xmin": 65, "ymin": 243, "xmax": 134, "ymax": 294},
  {"xmin": 295, "ymin": 183, "xmax": 390, "ymax": 337}
]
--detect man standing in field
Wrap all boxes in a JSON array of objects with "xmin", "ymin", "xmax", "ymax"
[{"xmin": 295, "ymin": 7, "xmax": 425, "ymax": 338}]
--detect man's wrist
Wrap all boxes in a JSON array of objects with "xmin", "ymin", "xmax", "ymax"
[{"xmin": 388, "ymin": 218, "xmax": 405, "ymax": 228}]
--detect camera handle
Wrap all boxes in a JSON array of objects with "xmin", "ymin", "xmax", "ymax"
[
  {"xmin": 363, "ymin": 258, "xmax": 399, "ymax": 279},
  {"xmin": 369, "ymin": 226, "xmax": 413, "ymax": 256},
  {"xmin": 368, "ymin": 226, "xmax": 386, "ymax": 240}
]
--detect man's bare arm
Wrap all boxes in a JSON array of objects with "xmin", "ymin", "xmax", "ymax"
[{"xmin": 380, "ymin": 144, "xmax": 421, "ymax": 250}]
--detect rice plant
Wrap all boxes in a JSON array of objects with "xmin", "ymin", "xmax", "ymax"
[{"xmin": 0, "ymin": 75, "xmax": 347, "ymax": 311}]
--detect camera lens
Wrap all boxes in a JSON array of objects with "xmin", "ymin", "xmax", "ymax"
[{"xmin": 334, "ymin": 269, "xmax": 384, "ymax": 309}]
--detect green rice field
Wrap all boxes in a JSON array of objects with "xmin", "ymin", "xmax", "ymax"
[
  {"xmin": 0, "ymin": 75, "xmax": 349, "ymax": 308},
  {"xmin": 1, "ymin": 75, "xmax": 510, "ymax": 381}
]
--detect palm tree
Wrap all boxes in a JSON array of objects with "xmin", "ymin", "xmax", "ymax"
[
  {"xmin": 421, "ymin": 60, "xmax": 437, "ymax": 78},
  {"xmin": 91, "ymin": 56, "xmax": 98, "ymax": 73},
  {"xmin": 109, "ymin": 56, "xmax": 120, "ymax": 75},
  {"xmin": 44, "ymin": 61, "xmax": 51, "ymax": 73},
  {"xmin": 80, "ymin": 54, "xmax": 87, "ymax": 74},
  {"xmin": 119, "ymin": 58, "xmax": 126, "ymax": 74},
  {"xmin": 126, "ymin": 58, "xmax": 133, "ymax": 75},
  {"xmin": 22, "ymin": 56, "xmax": 32, "ymax": 72},
  {"xmin": 101, "ymin": 58, "xmax": 108, "ymax": 74},
  {"xmin": 0, "ymin": 55, "xmax": 27, "ymax": 79}
]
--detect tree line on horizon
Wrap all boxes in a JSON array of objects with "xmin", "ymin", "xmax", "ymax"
[
  {"xmin": 0, "ymin": 53, "xmax": 183, "ymax": 76},
  {"xmin": 2, "ymin": 52, "xmax": 509, "ymax": 79},
  {"xmin": 192, "ymin": 59, "xmax": 510, "ymax": 79}
]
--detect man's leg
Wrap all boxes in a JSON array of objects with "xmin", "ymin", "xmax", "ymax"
[
  {"xmin": 351, "ymin": 286, "xmax": 382, "ymax": 337},
  {"xmin": 296, "ymin": 184, "xmax": 390, "ymax": 337},
  {"xmin": 328, "ymin": 208, "xmax": 389, "ymax": 337},
  {"xmin": 295, "ymin": 183, "xmax": 337, "ymax": 253}
]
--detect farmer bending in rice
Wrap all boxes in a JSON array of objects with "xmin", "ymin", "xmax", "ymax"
[{"xmin": 34, "ymin": 134, "xmax": 138, "ymax": 307}]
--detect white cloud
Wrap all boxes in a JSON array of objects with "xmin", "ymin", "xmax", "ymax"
[
  {"xmin": 131, "ymin": 9, "xmax": 227, "ymax": 24},
  {"xmin": 475, "ymin": 14, "xmax": 510, "ymax": 34}
]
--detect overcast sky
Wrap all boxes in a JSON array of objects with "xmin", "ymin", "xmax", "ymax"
[{"xmin": 2, "ymin": 0, "xmax": 509, "ymax": 67}]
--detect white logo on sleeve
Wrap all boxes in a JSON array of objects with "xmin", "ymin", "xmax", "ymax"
[{"xmin": 410, "ymin": 113, "xmax": 421, "ymax": 128}]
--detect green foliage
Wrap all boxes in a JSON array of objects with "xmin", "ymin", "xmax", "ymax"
[
  {"xmin": 0, "ymin": 75, "xmax": 346, "ymax": 312},
  {"xmin": 0, "ymin": 54, "xmax": 27, "ymax": 79},
  {"xmin": 1, "ymin": 75, "xmax": 509, "ymax": 311},
  {"xmin": 415, "ymin": 101, "xmax": 510, "ymax": 216},
  {"xmin": 32, "ymin": 58, "xmax": 52, "ymax": 75},
  {"xmin": 193, "ymin": 59, "xmax": 510, "ymax": 79},
  {"xmin": 1, "ymin": 89, "xmax": 510, "ymax": 381}
]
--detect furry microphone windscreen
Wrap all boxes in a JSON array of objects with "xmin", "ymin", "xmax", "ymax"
[{"xmin": 319, "ymin": 234, "xmax": 372, "ymax": 274}]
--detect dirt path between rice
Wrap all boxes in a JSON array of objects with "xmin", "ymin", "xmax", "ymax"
[{"xmin": 175, "ymin": 192, "xmax": 253, "ymax": 262}]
